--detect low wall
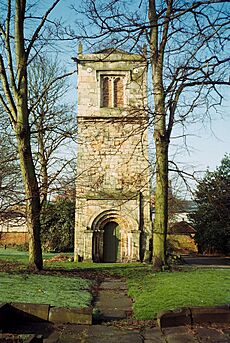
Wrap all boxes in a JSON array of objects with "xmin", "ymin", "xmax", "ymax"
[
  {"xmin": 157, "ymin": 305, "xmax": 230, "ymax": 328},
  {"xmin": 0, "ymin": 302, "xmax": 92, "ymax": 326},
  {"xmin": 0, "ymin": 232, "xmax": 28, "ymax": 246}
]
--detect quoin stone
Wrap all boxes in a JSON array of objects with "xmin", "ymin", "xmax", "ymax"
[{"xmin": 74, "ymin": 47, "xmax": 152, "ymax": 262}]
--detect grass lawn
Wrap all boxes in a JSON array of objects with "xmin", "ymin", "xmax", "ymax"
[
  {"xmin": 0, "ymin": 248, "xmax": 93, "ymax": 308},
  {"xmin": 0, "ymin": 272, "xmax": 92, "ymax": 308},
  {"xmin": 125, "ymin": 268, "xmax": 230, "ymax": 319},
  {"xmin": 0, "ymin": 248, "xmax": 229, "ymax": 319},
  {"xmin": 0, "ymin": 247, "xmax": 63, "ymax": 264}
]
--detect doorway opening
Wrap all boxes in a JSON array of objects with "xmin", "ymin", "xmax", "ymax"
[{"xmin": 103, "ymin": 221, "xmax": 119, "ymax": 262}]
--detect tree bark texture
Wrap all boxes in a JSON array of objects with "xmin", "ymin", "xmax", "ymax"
[
  {"xmin": 149, "ymin": 0, "xmax": 171, "ymax": 270},
  {"xmin": 14, "ymin": 0, "xmax": 43, "ymax": 269},
  {"xmin": 152, "ymin": 81, "xmax": 169, "ymax": 269},
  {"xmin": 153, "ymin": 134, "xmax": 168, "ymax": 269},
  {"xmin": 16, "ymin": 120, "xmax": 43, "ymax": 270}
]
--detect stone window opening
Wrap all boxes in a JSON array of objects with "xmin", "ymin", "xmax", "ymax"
[{"xmin": 101, "ymin": 75, "xmax": 124, "ymax": 108}]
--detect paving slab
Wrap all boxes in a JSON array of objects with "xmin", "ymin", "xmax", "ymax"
[
  {"xmin": 48, "ymin": 324, "xmax": 143, "ymax": 343},
  {"xmin": 94, "ymin": 279, "xmax": 133, "ymax": 322},
  {"xmin": 142, "ymin": 327, "xmax": 166, "ymax": 342},
  {"xmin": 96, "ymin": 292, "xmax": 132, "ymax": 309},
  {"xmin": 163, "ymin": 326, "xmax": 198, "ymax": 343},
  {"xmin": 99, "ymin": 280, "xmax": 128, "ymax": 291},
  {"xmin": 194, "ymin": 326, "xmax": 230, "ymax": 342}
]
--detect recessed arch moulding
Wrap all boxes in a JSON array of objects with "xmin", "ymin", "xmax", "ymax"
[
  {"xmin": 90, "ymin": 209, "xmax": 139, "ymax": 262},
  {"xmin": 75, "ymin": 199, "xmax": 150, "ymax": 262}
]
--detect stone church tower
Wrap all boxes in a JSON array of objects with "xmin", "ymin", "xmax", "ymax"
[{"xmin": 74, "ymin": 48, "xmax": 152, "ymax": 262}]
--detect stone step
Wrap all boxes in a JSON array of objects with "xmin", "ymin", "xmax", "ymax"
[{"xmin": 94, "ymin": 279, "xmax": 133, "ymax": 322}]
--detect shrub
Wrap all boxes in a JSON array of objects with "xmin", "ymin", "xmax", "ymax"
[
  {"xmin": 190, "ymin": 154, "xmax": 230, "ymax": 254},
  {"xmin": 40, "ymin": 199, "xmax": 75, "ymax": 252}
]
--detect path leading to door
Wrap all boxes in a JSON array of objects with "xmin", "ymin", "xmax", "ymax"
[
  {"xmin": 44, "ymin": 276, "xmax": 230, "ymax": 342},
  {"xmin": 46, "ymin": 277, "xmax": 145, "ymax": 343},
  {"xmin": 93, "ymin": 278, "xmax": 133, "ymax": 322},
  {"xmin": 5, "ymin": 275, "xmax": 230, "ymax": 342}
]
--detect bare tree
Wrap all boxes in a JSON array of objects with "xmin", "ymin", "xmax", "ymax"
[
  {"xmin": 28, "ymin": 55, "xmax": 76, "ymax": 205},
  {"xmin": 0, "ymin": 115, "xmax": 23, "ymax": 213},
  {"xmin": 0, "ymin": 0, "xmax": 70, "ymax": 270},
  {"xmin": 72, "ymin": 0, "xmax": 230, "ymax": 269}
]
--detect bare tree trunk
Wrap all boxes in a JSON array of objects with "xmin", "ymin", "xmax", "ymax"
[
  {"xmin": 153, "ymin": 134, "xmax": 168, "ymax": 269},
  {"xmin": 37, "ymin": 114, "xmax": 49, "ymax": 205},
  {"xmin": 15, "ymin": 110, "xmax": 43, "ymax": 270},
  {"xmin": 0, "ymin": 0, "xmax": 64, "ymax": 270},
  {"xmin": 13, "ymin": 0, "xmax": 43, "ymax": 270},
  {"xmin": 149, "ymin": 0, "xmax": 171, "ymax": 270},
  {"xmin": 152, "ymin": 75, "xmax": 169, "ymax": 269}
]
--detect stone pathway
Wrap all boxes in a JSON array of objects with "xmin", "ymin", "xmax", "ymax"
[
  {"xmin": 44, "ymin": 277, "xmax": 144, "ymax": 342},
  {"xmin": 93, "ymin": 278, "xmax": 133, "ymax": 322},
  {"xmin": 4, "ymin": 276, "xmax": 230, "ymax": 342},
  {"xmin": 44, "ymin": 277, "xmax": 230, "ymax": 342}
]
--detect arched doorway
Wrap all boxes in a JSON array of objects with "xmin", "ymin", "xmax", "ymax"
[
  {"xmin": 103, "ymin": 221, "xmax": 119, "ymax": 262},
  {"xmin": 90, "ymin": 209, "xmax": 139, "ymax": 262}
]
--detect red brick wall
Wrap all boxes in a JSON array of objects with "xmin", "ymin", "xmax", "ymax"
[{"xmin": 0, "ymin": 232, "xmax": 28, "ymax": 246}]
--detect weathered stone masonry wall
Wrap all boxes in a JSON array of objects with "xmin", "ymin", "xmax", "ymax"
[
  {"xmin": 76, "ymin": 119, "xmax": 149, "ymax": 196},
  {"xmin": 75, "ymin": 50, "xmax": 152, "ymax": 262}
]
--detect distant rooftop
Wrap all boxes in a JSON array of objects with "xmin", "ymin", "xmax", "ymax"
[{"xmin": 169, "ymin": 220, "xmax": 196, "ymax": 235}]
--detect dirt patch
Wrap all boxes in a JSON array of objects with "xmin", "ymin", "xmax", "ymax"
[
  {"xmin": 0, "ymin": 259, "xmax": 26, "ymax": 272},
  {"xmin": 0, "ymin": 258, "xmax": 122, "ymax": 286},
  {"xmin": 104, "ymin": 319, "xmax": 157, "ymax": 330},
  {"xmin": 43, "ymin": 253, "xmax": 73, "ymax": 263}
]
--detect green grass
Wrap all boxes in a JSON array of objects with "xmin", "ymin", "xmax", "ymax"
[
  {"xmin": 0, "ymin": 272, "xmax": 92, "ymax": 308},
  {"xmin": 126, "ymin": 268, "xmax": 230, "ymax": 319},
  {"xmin": 0, "ymin": 247, "xmax": 66, "ymax": 264},
  {"xmin": 0, "ymin": 248, "xmax": 229, "ymax": 319},
  {"xmin": 0, "ymin": 247, "xmax": 143, "ymax": 269},
  {"xmin": 0, "ymin": 248, "xmax": 31, "ymax": 263}
]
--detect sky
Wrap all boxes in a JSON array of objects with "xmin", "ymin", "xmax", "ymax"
[
  {"xmin": 51, "ymin": 1, "xmax": 230, "ymax": 178},
  {"xmin": 183, "ymin": 112, "xmax": 230, "ymax": 171},
  {"xmin": 170, "ymin": 102, "xmax": 230, "ymax": 173}
]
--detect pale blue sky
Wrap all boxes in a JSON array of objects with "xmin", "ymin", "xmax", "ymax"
[
  {"xmin": 169, "ymin": 102, "xmax": 230, "ymax": 173},
  {"xmin": 52, "ymin": 1, "xmax": 230, "ymax": 176},
  {"xmin": 183, "ymin": 113, "xmax": 230, "ymax": 171}
]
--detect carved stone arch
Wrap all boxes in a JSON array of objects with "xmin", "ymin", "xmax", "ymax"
[
  {"xmin": 89, "ymin": 209, "xmax": 139, "ymax": 262},
  {"xmin": 89, "ymin": 209, "xmax": 137, "ymax": 232}
]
